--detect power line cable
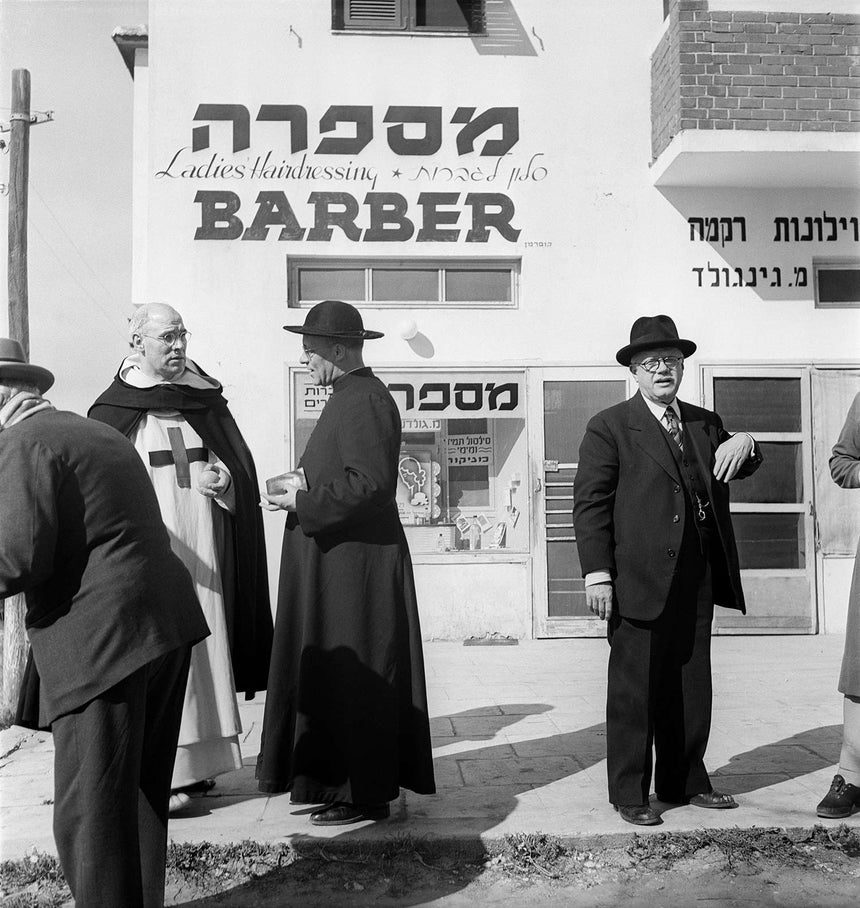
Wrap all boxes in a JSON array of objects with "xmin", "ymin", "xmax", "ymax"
[
  {"xmin": 31, "ymin": 182, "xmax": 126, "ymax": 306},
  {"xmin": 29, "ymin": 218, "xmax": 127, "ymax": 340}
]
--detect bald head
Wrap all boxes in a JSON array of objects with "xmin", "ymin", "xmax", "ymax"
[{"xmin": 129, "ymin": 303, "xmax": 190, "ymax": 382}]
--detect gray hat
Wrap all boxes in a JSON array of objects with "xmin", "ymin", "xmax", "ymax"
[{"xmin": 0, "ymin": 338, "xmax": 55, "ymax": 393}]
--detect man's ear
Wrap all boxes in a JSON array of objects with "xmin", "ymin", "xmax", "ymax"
[{"xmin": 131, "ymin": 333, "xmax": 145, "ymax": 353}]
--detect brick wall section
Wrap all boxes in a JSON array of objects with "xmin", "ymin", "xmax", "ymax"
[{"xmin": 652, "ymin": 0, "xmax": 860, "ymax": 160}]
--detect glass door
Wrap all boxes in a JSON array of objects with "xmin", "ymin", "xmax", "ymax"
[
  {"xmin": 530, "ymin": 369, "xmax": 630, "ymax": 637},
  {"xmin": 703, "ymin": 367, "xmax": 816, "ymax": 633}
]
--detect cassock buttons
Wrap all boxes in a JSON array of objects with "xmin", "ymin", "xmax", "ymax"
[
  {"xmin": 668, "ymin": 549, "xmax": 676, "ymax": 558},
  {"xmin": 673, "ymin": 515, "xmax": 680, "ymax": 523},
  {"xmin": 673, "ymin": 485, "xmax": 681, "ymax": 493}
]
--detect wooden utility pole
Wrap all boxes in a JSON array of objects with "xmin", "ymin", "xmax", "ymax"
[
  {"xmin": 8, "ymin": 68, "xmax": 30, "ymax": 353},
  {"xmin": 2, "ymin": 69, "xmax": 50, "ymax": 724}
]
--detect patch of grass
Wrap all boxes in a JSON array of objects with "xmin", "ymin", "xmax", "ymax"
[
  {"xmin": 626, "ymin": 825, "xmax": 860, "ymax": 872},
  {"xmin": 491, "ymin": 832, "xmax": 564, "ymax": 878},
  {"xmin": 0, "ymin": 850, "xmax": 69, "ymax": 908},
  {"xmin": 808, "ymin": 823, "xmax": 860, "ymax": 858},
  {"xmin": 167, "ymin": 840, "xmax": 296, "ymax": 896}
]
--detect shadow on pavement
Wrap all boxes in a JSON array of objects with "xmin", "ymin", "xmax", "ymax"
[
  {"xmin": 171, "ymin": 702, "xmax": 608, "ymax": 905},
  {"xmin": 711, "ymin": 724, "xmax": 843, "ymax": 795}
]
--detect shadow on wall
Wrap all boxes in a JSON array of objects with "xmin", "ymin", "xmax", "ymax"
[
  {"xmin": 472, "ymin": 0, "xmax": 539, "ymax": 57},
  {"xmin": 658, "ymin": 187, "xmax": 860, "ymax": 304}
]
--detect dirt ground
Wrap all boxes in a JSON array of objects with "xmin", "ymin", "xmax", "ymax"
[{"xmin": 2, "ymin": 827, "xmax": 859, "ymax": 907}]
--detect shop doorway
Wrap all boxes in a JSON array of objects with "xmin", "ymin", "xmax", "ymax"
[{"xmin": 529, "ymin": 369, "xmax": 630, "ymax": 638}]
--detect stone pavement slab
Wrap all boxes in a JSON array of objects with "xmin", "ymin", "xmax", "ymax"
[{"xmin": 1, "ymin": 635, "xmax": 858, "ymax": 861}]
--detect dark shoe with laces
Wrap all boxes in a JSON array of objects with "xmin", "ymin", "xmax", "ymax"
[
  {"xmin": 657, "ymin": 789, "xmax": 737, "ymax": 809},
  {"xmin": 310, "ymin": 802, "xmax": 390, "ymax": 826},
  {"xmin": 613, "ymin": 803, "xmax": 661, "ymax": 826},
  {"xmin": 816, "ymin": 774, "xmax": 860, "ymax": 819}
]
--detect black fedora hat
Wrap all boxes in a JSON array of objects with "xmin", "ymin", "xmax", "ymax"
[
  {"xmin": 615, "ymin": 315, "xmax": 696, "ymax": 366},
  {"xmin": 283, "ymin": 300, "xmax": 383, "ymax": 340},
  {"xmin": 0, "ymin": 338, "xmax": 55, "ymax": 393}
]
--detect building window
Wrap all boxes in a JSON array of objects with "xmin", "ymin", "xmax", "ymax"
[
  {"xmin": 334, "ymin": 0, "xmax": 485, "ymax": 33},
  {"xmin": 290, "ymin": 369, "xmax": 528, "ymax": 554},
  {"xmin": 287, "ymin": 256, "xmax": 519, "ymax": 308},
  {"xmin": 814, "ymin": 260, "xmax": 860, "ymax": 309}
]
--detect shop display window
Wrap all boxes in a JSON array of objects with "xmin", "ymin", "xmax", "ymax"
[{"xmin": 292, "ymin": 369, "xmax": 528, "ymax": 554}]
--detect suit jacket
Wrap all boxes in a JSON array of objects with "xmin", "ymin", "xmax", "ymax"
[
  {"xmin": 0, "ymin": 410, "xmax": 209, "ymax": 726},
  {"xmin": 573, "ymin": 392, "xmax": 761, "ymax": 622}
]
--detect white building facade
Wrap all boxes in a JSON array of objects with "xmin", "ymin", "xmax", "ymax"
[{"xmin": 117, "ymin": 0, "xmax": 860, "ymax": 639}]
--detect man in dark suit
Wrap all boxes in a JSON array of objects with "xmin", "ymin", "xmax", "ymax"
[
  {"xmin": 256, "ymin": 300, "xmax": 436, "ymax": 825},
  {"xmin": 0, "ymin": 338, "xmax": 209, "ymax": 906},
  {"xmin": 573, "ymin": 315, "xmax": 762, "ymax": 826}
]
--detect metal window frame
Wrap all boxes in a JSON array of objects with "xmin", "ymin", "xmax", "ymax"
[
  {"xmin": 337, "ymin": 0, "xmax": 485, "ymax": 34},
  {"xmin": 813, "ymin": 257, "xmax": 860, "ymax": 309},
  {"xmin": 287, "ymin": 254, "xmax": 520, "ymax": 309}
]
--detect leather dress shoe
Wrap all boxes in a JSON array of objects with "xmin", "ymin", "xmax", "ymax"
[
  {"xmin": 817, "ymin": 774, "xmax": 860, "ymax": 819},
  {"xmin": 614, "ymin": 803, "xmax": 661, "ymax": 826},
  {"xmin": 657, "ymin": 789, "xmax": 738, "ymax": 809},
  {"xmin": 310, "ymin": 802, "xmax": 390, "ymax": 826}
]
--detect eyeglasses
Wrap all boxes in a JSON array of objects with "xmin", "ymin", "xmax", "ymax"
[
  {"xmin": 635, "ymin": 355, "xmax": 684, "ymax": 373},
  {"xmin": 302, "ymin": 347, "xmax": 325, "ymax": 359},
  {"xmin": 142, "ymin": 330, "xmax": 190, "ymax": 347}
]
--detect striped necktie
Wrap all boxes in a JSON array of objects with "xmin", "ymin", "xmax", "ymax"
[{"xmin": 664, "ymin": 405, "xmax": 684, "ymax": 451}]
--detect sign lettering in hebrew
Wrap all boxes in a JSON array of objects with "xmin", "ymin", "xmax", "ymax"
[{"xmin": 687, "ymin": 211, "xmax": 857, "ymax": 291}]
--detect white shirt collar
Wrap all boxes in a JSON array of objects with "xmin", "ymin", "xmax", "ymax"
[
  {"xmin": 119, "ymin": 354, "xmax": 219, "ymax": 390},
  {"xmin": 641, "ymin": 394, "xmax": 682, "ymax": 423}
]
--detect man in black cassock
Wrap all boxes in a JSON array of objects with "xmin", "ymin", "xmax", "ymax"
[
  {"xmin": 89, "ymin": 304, "xmax": 273, "ymax": 805},
  {"xmin": 256, "ymin": 299, "xmax": 435, "ymax": 826}
]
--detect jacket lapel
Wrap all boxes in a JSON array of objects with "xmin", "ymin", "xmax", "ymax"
[
  {"xmin": 677, "ymin": 402, "xmax": 715, "ymax": 490},
  {"xmin": 628, "ymin": 393, "xmax": 681, "ymax": 482}
]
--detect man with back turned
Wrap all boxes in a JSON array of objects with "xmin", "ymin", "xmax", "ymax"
[{"xmin": 0, "ymin": 338, "xmax": 207, "ymax": 906}]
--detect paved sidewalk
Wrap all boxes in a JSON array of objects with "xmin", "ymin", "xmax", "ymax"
[{"xmin": 1, "ymin": 635, "xmax": 857, "ymax": 861}]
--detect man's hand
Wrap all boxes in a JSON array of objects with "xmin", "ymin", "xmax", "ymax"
[
  {"xmin": 196, "ymin": 464, "xmax": 230, "ymax": 498},
  {"xmin": 713, "ymin": 433, "xmax": 754, "ymax": 482},
  {"xmin": 586, "ymin": 582, "xmax": 614, "ymax": 621},
  {"xmin": 260, "ymin": 486, "xmax": 299, "ymax": 512}
]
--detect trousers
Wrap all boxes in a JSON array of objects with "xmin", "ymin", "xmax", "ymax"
[
  {"xmin": 51, "ymin": 645, "xmax": 192, "ymax": 908},
  {"xmin": 606, "ymin": 525, "xmax": 715, "ymax": 806}
]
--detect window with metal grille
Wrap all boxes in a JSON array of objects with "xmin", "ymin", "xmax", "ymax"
[
  {"xmin": 333, "ymin": 0, "xmax": 485, "ymax": 34},
  {"xmin": 287, "ymin": 256, "xmax": 519, "ymax": 308}
]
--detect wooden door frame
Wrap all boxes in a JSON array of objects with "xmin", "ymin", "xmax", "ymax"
[
  {"xmin": 529, "ymin": 367, "xmax": 635, "ymax": 638},
  {"xmin": 701, "ymin": 364, "xmax": 817, "ymax": 634}
]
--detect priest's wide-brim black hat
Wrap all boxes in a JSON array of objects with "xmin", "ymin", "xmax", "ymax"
[
  {"xmin": 283, "ymin": 300, "xmax": 383, "ymax": 340},
  {"xmin": 616, "ymin": 314, "xmax": 697, "ymax": 366}
]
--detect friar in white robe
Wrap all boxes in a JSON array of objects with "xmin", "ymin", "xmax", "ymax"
[{"xmin": 89, "ymin": 304, "xmax": 273, "ymax": 810}]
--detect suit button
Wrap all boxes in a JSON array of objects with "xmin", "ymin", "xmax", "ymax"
[
  {"xmin": 673, "ymin": 515, "xmax": 680, "ymax": 523},
  {"xmin": 668, "ymin": 549, "xmax": 676, "ymax": 558},
  {"xmin": 673, "ymin": 485, "xmax": 681, "ymax": 493}
]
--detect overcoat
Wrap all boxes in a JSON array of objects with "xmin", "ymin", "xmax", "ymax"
[
  {"xmin": 256, "ymin": 368, "xmax": 436, "ymax": 804},
  {"xmin": 0, "ymin": 410, "xmax": 208, "ymax": 727},
  {"xmin": 89, "ymin": 365, "xmax": 273, "ymax": 697},
  {"xmin": 830, "ymin": 391, "xmax": 860, "ymax": 696},
  {"xmin": 573, "ymin": 392, "xmax": 761, "ymax": 622}
]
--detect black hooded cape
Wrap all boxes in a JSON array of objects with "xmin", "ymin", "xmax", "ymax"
[{"xmin": 88, "ymin": 364, "xmax": 273, "ymax": 698}]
